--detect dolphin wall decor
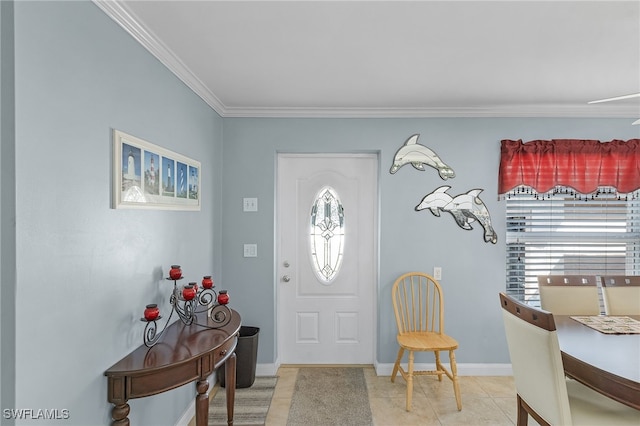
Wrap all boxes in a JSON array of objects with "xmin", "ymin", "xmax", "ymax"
[
  {"xmin": 389, "ymin": 134, "xmax": 455, "ymax": 179},
  {"xmin": 416, "ymin": 186, "xmax": 498, "ymax": 244}
]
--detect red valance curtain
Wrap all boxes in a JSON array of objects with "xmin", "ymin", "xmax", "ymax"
[{"xmin": 498, "ymin": 139, "xmax": 640, "ymax": 195}]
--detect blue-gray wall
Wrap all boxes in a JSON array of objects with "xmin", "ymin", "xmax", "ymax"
[
  {"xmin": 8, "ymin": 1, "xmax": 223, "ymax": 425},
  {"xmin": 1, "ymin": 1, "xmax": 17, "ymax": 424},
  {"xmin": 220, "ymin": 118, "xmax": 639, "ymax": 367},
  {"xmin": 2, "ymin": 1, "xmax": 639, "ymax": 425}
]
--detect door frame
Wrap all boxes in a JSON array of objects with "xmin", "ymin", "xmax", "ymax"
[{"xmin": 275, "ymin": 152, "xmax": 379, "ymax": 366}]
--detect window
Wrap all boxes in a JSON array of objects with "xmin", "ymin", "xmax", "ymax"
[
  {"xmin": 309, "ymin": 186, "xmax": 345, "ymax": 283},
  {"xmin": 499, "ymin": 138, "xmax": 640, "ymax": 306},
  {"xmin": 505, "ymin": 187, "xmax": 640, "ymax": 306}
]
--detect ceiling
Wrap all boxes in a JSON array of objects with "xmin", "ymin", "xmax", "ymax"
[{"xmin": 94, "ymin": 1, "xmax": 640, "ymax": 119}]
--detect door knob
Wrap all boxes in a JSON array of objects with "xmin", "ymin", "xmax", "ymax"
[{"xmin": 282, "ymin": 275, "xmax": 291, "ymax": 282}]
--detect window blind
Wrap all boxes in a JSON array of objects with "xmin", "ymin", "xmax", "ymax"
[{"xmin": 505, "ymin": 187, "xmax": 640, "ymax": 307}]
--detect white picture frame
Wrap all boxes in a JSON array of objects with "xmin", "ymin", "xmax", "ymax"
[{"xmin": 113, "ymin": 130, "xmax": 201, "ymax": 211}]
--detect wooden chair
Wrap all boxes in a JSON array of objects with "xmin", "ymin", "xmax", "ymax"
[
  {"xmin": 391, "ymin": 272, "xmax": 461, "ymax": 411},
  {"xmin": 601, "ymin": 276, "xmax": 640, "ymax": 315},
  {"xmin": 499, "ymin": 293, "xmax": 640, "ymax": 426},
  {"xmin": 537, "ymin": 275, "xmax": 601, "ymax": 315}
]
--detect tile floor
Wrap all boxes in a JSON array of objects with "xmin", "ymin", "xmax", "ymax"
[{"xmin": 265, "ymin": 366, "xmax": 539, "ymax": 426}]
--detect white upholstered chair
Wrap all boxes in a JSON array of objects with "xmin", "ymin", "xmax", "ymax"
[
  {"xmin": 537, "ymin": 275, "xmax": 601, "ymax": 315},
  {"xmin": 391, "ymin": 272, "xmax": 461, "ymax": 411},
  {"xmin": 500, "ymin": 293, "xmax": 640, "ymax": 426},
  {"xmin": 601, "ymin": 276, "xmax": 640, "ymax": 316}
]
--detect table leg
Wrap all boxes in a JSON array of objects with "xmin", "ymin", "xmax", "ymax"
[
  {"xmin": 111, "ymin": 403, "xmax": 130, "ymax": 426},
  {"xmin": 195, "ymin": 378, "xmax": 209, "ymax": 426},
  {"xmin": 225, "ymin": 352, "xmax": 236, "ymax": 426}
]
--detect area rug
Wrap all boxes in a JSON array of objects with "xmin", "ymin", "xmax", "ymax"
[
  {"xmin": 208, "ymin": 376, "xmax": 277, "ymax": 426},
  {"xmin": 287, "ymin": 367, "xmax": 373, "ymax": 426}
]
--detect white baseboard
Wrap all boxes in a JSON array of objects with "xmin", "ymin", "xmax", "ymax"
[
  {"xmin": 256, "ymin": 363, "xmax": 279, "ymax": 376},
  {"xmin": 176, "ymin": 404, "xmax": 194, "ymax": 426}
]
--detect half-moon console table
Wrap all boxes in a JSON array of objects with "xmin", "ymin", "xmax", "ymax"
[{"xmin": 104, "ymin": 310, "xmax": 241, "ymax": 426}]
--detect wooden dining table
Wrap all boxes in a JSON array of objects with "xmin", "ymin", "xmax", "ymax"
[{"xmin": 555, "ymin": 315, "xmax": 640, "ymax": 410}]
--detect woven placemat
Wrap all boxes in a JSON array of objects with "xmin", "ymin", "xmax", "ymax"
[{"xmin": 571, "ymin": 316, "xmax": 640, "ymax": 334}]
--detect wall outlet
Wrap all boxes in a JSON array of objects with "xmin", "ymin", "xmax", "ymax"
[
  {"xmin": 243, "ymin": 198, "xmax": 258, "ymax": 212},
  {"xmin": 433, "ymin": 266, "xmax": 442, "ymax": 280}
]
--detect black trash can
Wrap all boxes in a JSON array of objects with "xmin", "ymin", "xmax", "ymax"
[{"xmin": 219, "ymin": 326, "xmax": 259, "ymax": 388}]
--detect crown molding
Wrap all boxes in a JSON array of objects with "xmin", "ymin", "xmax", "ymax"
[
  {"xmin": 93, "ymin": 1, "xmax": 639, "ymax": 121},
  {"xmin": 92, "ymin": 0, "xmax": 226, "ymax": 115},
  {"xmin": 221, "ymin": 104, "xmax": 640, "ymax": 119}
]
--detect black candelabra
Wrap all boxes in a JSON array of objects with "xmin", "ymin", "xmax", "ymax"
[{"xmin": 140, "ymin": 266, "xmax": 231, "ymax": 347}]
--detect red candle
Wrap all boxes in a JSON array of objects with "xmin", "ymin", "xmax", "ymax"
[
  {"xmin": 144, "ymin": 304, "xmax": 160, "ymax": 321},
  {"xmin": 169, "ymin": 265, "xmax": 182, "ymax": 280},
  {"xmin": 202, "ymin": 276, "xmax": 214, "ymax": 289},
  {"xmin": 217, "ymin": 290, "xmax": 229, "ymax": 305},
  {"xmin": 182, "ymin": 285, "xmax": 196, "ymax": 301}
]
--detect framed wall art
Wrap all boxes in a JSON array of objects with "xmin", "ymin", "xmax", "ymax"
[{"xmin": 112, "ymin": 130, "xmax": 201, "ymax": 211}]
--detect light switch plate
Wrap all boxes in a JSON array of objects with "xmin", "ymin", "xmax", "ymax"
[
  {"xmin": 243, "ymin": 198, "xmax": 258, "ymax": 212},
  {"xmin": 244, "ymin": 244, "xmax": 257, "ymax": 257}
]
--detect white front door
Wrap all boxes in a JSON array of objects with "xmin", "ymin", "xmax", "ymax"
[{"xmin": 276, "ymin": 153, "xmax": 378, "ymax": 364}]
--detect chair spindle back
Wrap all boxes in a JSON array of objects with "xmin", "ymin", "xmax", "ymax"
[{"xmin": 392, "ymin": 272, "xmax": 444, "ymax": 335}]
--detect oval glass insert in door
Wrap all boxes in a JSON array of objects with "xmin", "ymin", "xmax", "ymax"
[{"xmin": 309, "ymin": 186, "xmax": 345, "ymax": 284}]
